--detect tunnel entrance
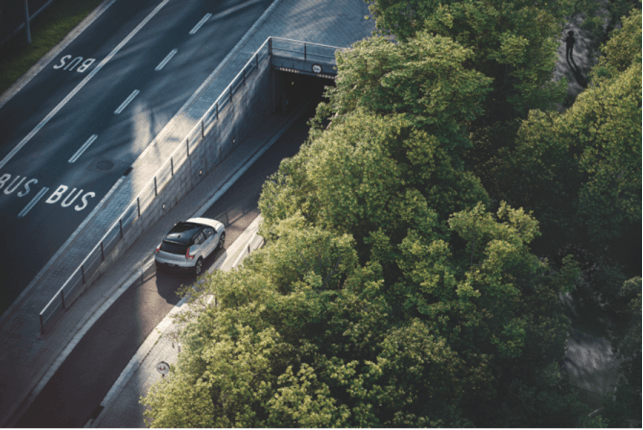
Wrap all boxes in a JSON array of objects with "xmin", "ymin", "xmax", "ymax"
[{"xmin": 274, "ymin": 70, "xmax": 335, "ymax": 115}]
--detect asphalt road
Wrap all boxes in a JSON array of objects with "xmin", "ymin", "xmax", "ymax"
[
  {"xmin": 0, "ymin": 0, "xmax": 273, "ymax": 315},
  {"xmin": 14, "ymin": 96, "xmax": 320, "ymax": 428}
]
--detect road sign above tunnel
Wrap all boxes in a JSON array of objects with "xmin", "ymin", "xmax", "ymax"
[{"xmin": 312, "ymin": 63, "xmax": 323, "ymax": 74}]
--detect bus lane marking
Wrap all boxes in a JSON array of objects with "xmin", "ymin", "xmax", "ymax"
[{"xmin": 53, "ymin": 55, "xmax": 96, "ymax": 73}]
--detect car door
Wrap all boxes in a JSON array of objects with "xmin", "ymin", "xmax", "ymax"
[
  {"xmin": 202, "ymin": 227, "xmax": 216, "ymax": 257},
  {"xmin": 191, "ymin": 231, "xmax": 207, "ymax": 259}
]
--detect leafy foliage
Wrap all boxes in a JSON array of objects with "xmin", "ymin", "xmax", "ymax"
[
  {"xmin": 143, "ymin": 202, "xmax": 591, "ymax": 427},
  {"xmin": 261, "ymin": 109, "xmax": 489, "ymax": 259},
  {"xmin": 484, "ymin": 8, "xmax": 641, "ymax": 255},
  {"xmin": 601, "ymin": 277, "xmax": 643, "ymax": 426},
  {"xmin": 316, "ymin": 33, "xmax": 492, "ymax": 148},
  {"xmin": 366, "ymin": 0, "xmax": 570, "ymax": 119},
  {"xmin": 142, "ymin": 3, "xmax": 640, "ymax": 428}
]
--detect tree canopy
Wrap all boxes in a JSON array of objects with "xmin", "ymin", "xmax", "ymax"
[
  {"xmin": 141, "ymin": 2, "xmax": 640, "ymax": 427},
  {"xmin": 367, "ymin": 0, "xmax": 571, "ymax": 119},
  {"xmin": 143, "ymin": 205, "xmax": 591, "ymax": 427},
  {"xmin": 481, "ymin": 8, "xmax": 641, "ymax": 256}
]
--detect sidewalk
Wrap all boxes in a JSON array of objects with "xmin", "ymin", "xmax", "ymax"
[{"xmin": 0, "ymin": 0, "xmax": 375, "ymax": 426}]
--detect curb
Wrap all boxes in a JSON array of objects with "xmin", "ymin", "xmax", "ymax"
[{"xmin": 2, "ymin": 255, "xmax": 151, "ymax": 428}]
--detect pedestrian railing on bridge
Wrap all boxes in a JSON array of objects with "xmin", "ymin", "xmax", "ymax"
[{"xmin": 38, "ymin": 37, "xmax": 344, "ymax": 335}]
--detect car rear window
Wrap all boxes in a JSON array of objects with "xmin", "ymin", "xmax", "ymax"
[{"xmin": 160, "ymin": 241, "xmax": 188, "ymax": 255}]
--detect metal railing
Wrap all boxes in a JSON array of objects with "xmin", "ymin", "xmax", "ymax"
[
  {"xmin": 38, "ymin": 37, "xmax": 343, "ymax": 334},
  {"xmin": 269, "ymin": 37, "xmax": 340, "ymax": 62}
]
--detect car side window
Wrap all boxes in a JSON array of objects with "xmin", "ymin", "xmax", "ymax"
[
  {"xmin": 193, "ymin": 232, "xmax": 205, "ymax": 245},
  {"xmin": 204, "ymin": 227, "xmax": 214, "ymax": 238}
]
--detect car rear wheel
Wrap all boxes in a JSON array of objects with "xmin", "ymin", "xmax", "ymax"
[
  {"xmin": 194, "ymin": 258, "xmax": 204, "ymax": 276},
  {"xmin": 218, "ymin": 232, "xmax": 226, "ymax": 249}
]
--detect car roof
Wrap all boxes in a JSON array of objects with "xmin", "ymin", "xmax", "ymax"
[
  {"xmin": 163, "ymin": 222, "xmax": 203, "ymax": 245},
  {"xmin": 186, "ymin": 217, "xmax": 223, "ymax": 230}
]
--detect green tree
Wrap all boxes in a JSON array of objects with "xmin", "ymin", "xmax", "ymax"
[
  {"xmin": 601, "ymin": 277, "xmax": 642, "ymax": 427},
  {"xmin": 366, "ymin": 0, "xmax": 570, "ymax": 120},
  {"xmin": 590, "ymin": 7, "xmax": 642, "ymax": 81},
  {"xmin": 261, "ymin": 109, "xmax": 489, "ymax": 261},
  {"xmin": 140, "ymin": 6, "xmax": 635, "ymax": 426},
  {"xmin": 480, "ymin": 8, "xmax": 641, "ymax": 258},
  {"xmin": 143, "ymin": 203, "xmax": 595, "ymax": 427},
  {"xmin": 316, "ymin": 33, "xmax": 492, "ymax": 154}
]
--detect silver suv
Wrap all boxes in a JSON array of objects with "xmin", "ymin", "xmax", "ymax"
[{"xmin": 155, "ymin": 217, "xmax": 225, "ymax": 275}]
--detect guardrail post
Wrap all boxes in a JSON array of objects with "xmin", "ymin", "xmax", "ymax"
[
  {"xmin": 304, "ymin": 43, "xmax": 307, "ymax": 60},
  {"xmin": 171, "ymin": 157, "xmax": 174, "ymax": 176},
  {"xmin": 230, "ymin": 86, "xmax": 233, "ymax": 102},
  {"xmin": 269, "ymin": 37, "xmax": 272, "ymax": 55},
  {"xmin": 256, "ymin": 53, "xmax": 259, "ymax": 69},
  {"xmin": 186, "ymin": 139, "xmax": 190, "ymax": 156},
  {"xmin": 40, "ymin": 314, "xmax": 45, "ymax": 335},
  {"xmin": 201, "ymin": 120, "xmax": 205, "ymax": 137},
  {"xmin": 216, "ymin": 102, "xmax": 219, "ymax": 119},
  {"xmin": 243, "ymin": 68, "xmax": 246, "ymax": 85},
  {"xmin": 81, "ymin": 264, "xmax": 86, "ymax": 284},
  {"xmin": 100, "ymin": 241, "xmax": 104, "ymax": 261},
  {"xmin": 60, "ymin": 290, "xmax": 66, "ymax": 310},
  {"xmin": 119, "ymin": 219, "xmax": 123, "ymax": 238},
  {"xmin": 137, "ymin": 197, "xmax": 141, "ymax": 217},
  {"xmin": 154, "ymin": 176, "xmax": 158, "ymax": 196}
]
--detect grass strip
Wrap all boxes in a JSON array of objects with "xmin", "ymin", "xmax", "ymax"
[{"xmin": 0, "ymin": 0, "xmax": 104, "ymax": 96}]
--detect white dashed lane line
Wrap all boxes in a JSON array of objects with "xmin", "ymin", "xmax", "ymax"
[
  {"xmin": 18, "ymin": 187, "xmax": 50, "ymax": 218},
  {"xmin": 114, "ymin": 90, "xmax": 140, "ymax": 115},
  {"xmin": 189, "ymin": 13, "xmax": 212, "ymax": 35},
  {"xmin": 155, "ymin": 49, "xmax": 178, "ymax": 71},
  {"xmin": 68, "ymin": 134, "xmax": 98, "ymax": 163}
]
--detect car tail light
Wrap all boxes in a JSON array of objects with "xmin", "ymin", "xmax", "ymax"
[
  {"xmin": 186, "ymin": 246, "xmax": 195, "ymax": 260},
  {"xmin": 155, "ymin": 244, "xmax": 160, "ymax": 253}
]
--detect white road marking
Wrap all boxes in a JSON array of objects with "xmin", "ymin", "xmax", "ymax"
[
  {"xmin": 189, "ymin": 13, "xmax": 212, "ymax": 35},
  {"xmin": 18, "ymin": 187, "xmax": 50, "ymax": 218},
  {"xmin": 114, "ymin": 90, "xmax": 140, "ymax": 114},
  {"xmin": 0, "ymin": 0, "xmax": 171, "ymax": 171},
  {"xmin": 155, "ymin": 49, "xmax": 178, "ymax": 71},
  {"xmin": 68, "ymin": 134, "xmax": 98, "ymax": 163},
  {"xmin": 210, "ymin": 0, "xmax": 263, "ymax": 21}
]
